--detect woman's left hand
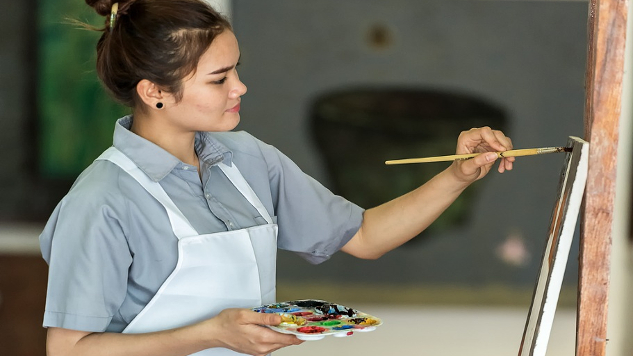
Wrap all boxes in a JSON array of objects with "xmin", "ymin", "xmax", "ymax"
[{"xmin": 450, "ymin": 126, "xmax": 514, "ymax": 183}]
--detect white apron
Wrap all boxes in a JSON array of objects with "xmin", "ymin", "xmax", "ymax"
[{"xmin": 97, "ymin": 147, "xmax": 278, "ymax": 356}]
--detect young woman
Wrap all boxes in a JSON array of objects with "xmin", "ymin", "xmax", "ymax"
[{"xmin": 40, "ymin": 1, "xmax": 514, "ymax": 355}]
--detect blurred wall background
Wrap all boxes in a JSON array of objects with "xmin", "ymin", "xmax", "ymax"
[{"xmin": 0, "ymin": 0, "xmax": 631, "ymax": 355}]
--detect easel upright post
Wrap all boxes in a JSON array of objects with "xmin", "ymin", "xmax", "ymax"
[{"xmin": 577, "ymin": 0, "xmax": 628, "ymax": 355}]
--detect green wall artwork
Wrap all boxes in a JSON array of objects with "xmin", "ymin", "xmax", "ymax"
[{"xmin": 39, "ymin": 0, "xmax": 128, "ymax": 178}]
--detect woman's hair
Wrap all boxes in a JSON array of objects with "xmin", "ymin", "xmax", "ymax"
[{"xmin": 85, "ymin": 0, "xmax": 232, "ymax": 109}]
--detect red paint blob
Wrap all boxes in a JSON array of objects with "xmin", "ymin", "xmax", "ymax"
[
  {"xmin": 305, "ymin": 315, "xmax": 329, "ymax": 322},
  {"xmin": 297, "ymin": 326, "xmax": 327, "ymax": 334},
  {"xmin": 291, "ymin": 311, "xmax": 313, "ymax": 316}
]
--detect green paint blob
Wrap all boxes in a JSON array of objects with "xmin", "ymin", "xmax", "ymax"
[{"xmin": 320, "ymin": 320, "xmax": 341, "ymax": 326}]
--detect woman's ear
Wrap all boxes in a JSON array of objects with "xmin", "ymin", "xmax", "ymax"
[{"xmin": 136, "ymin": 80, "xmax": 166, "ymax": 109}]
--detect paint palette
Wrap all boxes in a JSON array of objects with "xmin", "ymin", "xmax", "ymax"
[{"xmin": 252, "ymin": 299, "xmax": 382, "ymax": 341}]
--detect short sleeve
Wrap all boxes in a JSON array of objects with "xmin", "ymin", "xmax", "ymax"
[
  {"xmin": 254, "ymin": 138, "xmax": 365, "ymax": 264},
  {"xmin": 39, "ymin": 165, "xmax": 132, "ymax": 332}
]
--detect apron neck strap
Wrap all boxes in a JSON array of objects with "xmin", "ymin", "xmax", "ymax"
[
  {"xmin": 96, "ymin": 147, "xmax": 275, "ymax": 239},
  {"xmin": 217, "ymin": 162, "xmax": 274, "ymax": 224},
  {"xmin": 96, "ymin": 147, "xmax": 199, "ymax": 239}
]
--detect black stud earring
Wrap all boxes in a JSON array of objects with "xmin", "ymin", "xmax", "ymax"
[{"xmin": 156, "ymin": 102, "xmax": 164, "ymax": 109}]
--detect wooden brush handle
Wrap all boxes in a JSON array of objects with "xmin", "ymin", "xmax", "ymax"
[{"xmin": 385, "ymin": 147, "xmax": 569, "ymax": 165}]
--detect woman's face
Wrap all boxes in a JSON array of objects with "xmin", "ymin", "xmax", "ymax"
[{"xmin": 164, "ymin": 30, "xmax": 247, "ymax": 133}]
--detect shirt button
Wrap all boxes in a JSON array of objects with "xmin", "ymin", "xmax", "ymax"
[
  {"xmin": 183, "ymin": 166, "xmax": 189, "ymax": 170},
  {"xmin": 205, "ymin": 194, "xmax": 210, "ymax": 199},
  {"xmin": 228, "ymin": 221, "xmax": 234, "ymax": 228}
]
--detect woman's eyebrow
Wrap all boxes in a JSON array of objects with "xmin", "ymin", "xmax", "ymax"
[
  {"xmin": 208, "ymin": 65, "xmax": 233, "ymax": 75},
  {"xmin": 208, "ymin": 55, "xmax": 241, "ymax": 75}
]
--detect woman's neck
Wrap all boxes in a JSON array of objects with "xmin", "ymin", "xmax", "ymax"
[{"xmin": 130, "ymin": 113, "xmax": 199, "ymax": 167}]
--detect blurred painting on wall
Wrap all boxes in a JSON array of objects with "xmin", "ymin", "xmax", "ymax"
[{"xmin": 38, "ymin": 0, "xmax": 128, "ymax": 178}]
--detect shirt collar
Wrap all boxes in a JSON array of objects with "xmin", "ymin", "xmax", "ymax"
[{"xmin": 113, "ymin": 116, "xmax": 233, "ymax": 182}]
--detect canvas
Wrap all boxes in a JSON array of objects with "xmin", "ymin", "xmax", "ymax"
[{"xmin": 518, "ymin": 136, "xmax": 589, "ymax": 356}]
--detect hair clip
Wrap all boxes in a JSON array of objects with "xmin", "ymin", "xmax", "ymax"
[{"xmin": 110, "ymin": 3, "xmax": 119, "ymax": 29}]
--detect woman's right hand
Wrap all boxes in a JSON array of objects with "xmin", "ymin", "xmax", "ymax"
[
  {"xmin": 46, "ymin": 309, "xmax": 303, "ymax": 356},
  {"xmin": 204, "ymin": 308, "xmax": 304, "ymax": 356}
]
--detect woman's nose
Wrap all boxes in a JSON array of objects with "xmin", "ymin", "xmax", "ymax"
[{"xmin": 230, "ymin": 74, "xmax": 247, "ymax": 98}]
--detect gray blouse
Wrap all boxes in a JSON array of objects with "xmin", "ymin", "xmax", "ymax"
[{"xmin": 40, "ymin": 116, "xmax": 364, "ymax": 332}]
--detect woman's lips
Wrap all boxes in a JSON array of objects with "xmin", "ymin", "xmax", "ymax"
[{"xmin": 226, "ymin": 103, "xmax": 241, "ymax": 113}]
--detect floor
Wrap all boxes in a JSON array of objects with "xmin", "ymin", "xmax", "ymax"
[
  {"xmin": 0, "ymin": 255, "xmax": 48, "ymax": 356},
  {"xmin": 274, "ymin": 305, "xmax": 576, "ymax": 356}
]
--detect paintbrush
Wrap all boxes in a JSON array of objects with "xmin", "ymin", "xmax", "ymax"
[{"xmin": 385, "ymin": 146, "xmax": 571, "ymax": 165}]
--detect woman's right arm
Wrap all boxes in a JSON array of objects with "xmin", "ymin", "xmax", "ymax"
[{"xmin": 47, "ymin": 309, "xmax": 303, "ymax": 356}]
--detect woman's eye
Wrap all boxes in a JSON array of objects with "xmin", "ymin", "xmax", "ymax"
[{"xmin": 212, "ymin": 77, "xmax": 228, "ymax": 85}]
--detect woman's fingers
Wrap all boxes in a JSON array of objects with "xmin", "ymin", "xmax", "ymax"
[
  {"xmin": 490, "ymin": 130, "xmax": 514, "ymax": 172},
  {"xmin": 210, "ymin": 309, "xmax": 303, "ymax": 355},
  {"xmin": 452, "ymin": 126, "xmax": 515, "ymax": 182},
  {"xmin": 457, "ymin": 127, "xmax": 498, "ymax": 154},
  {"xmin": 477, "ymin": 127, "xmax": 508, "ymax": 152},
  {"xmin": 491, "ymin": 129, "xmax": 513, "ymax": 152},
  {"xmin": 245, "ymin": 310, "xmax": 281, "ymax": 326},
  {"xmin": 454, "ymin": 151, "xmax": 496, "ymax": 180},
  {"xmin": 466, "ymin": 127, "xmax": 514, "ymax": 173}
]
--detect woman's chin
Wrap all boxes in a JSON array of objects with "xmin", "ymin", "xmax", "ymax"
[{"xmin": 209, "ymin": 115, "xmax": 240, "ymax": 132}]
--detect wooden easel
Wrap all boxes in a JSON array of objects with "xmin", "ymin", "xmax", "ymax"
[{"xmin": 578, "ymin": 0, "xmax": 628, "ymax": 355}]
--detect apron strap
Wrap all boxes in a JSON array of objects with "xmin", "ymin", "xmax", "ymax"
[
  {"xmin": 96, "ymin": 147, "xmax": 199, "ymax": 239},
  {"xmin": 218, "ymin": 163, "xmax": 274, "ymax": 224}
]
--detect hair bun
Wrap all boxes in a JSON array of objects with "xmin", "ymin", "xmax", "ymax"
[{"xmin": 85, "ymin": 0, "xmax": 121, "ymax": 17}]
